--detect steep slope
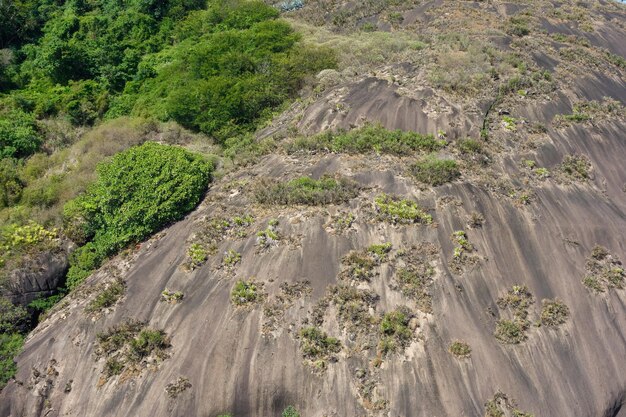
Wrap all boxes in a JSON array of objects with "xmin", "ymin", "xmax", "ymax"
[{"xmin": 2, "ymin": 1, "xmax": 626, "ymax": 416}]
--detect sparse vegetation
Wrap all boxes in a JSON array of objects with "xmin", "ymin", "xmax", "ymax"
[
  {"xmin": 85, "ymin": 279, "xmax": 126, "ymax": 313},
  {"xmin": 165, "ymin": 377, "xmax": 192, "ymax": 399},
  {"xmin": 495, "ymin": 285, "xmax": 534, "ymax": 344},
  {"xmin": 410, "ymin": 157, "xmax": 460, "ymax": 186},
  {"xmin": 540, "ymin": 299, "xmax": 569, "ymax": 327},
  {"xmin": 559, "ymin": 154, "xmax": 592, "ymax": 182},
  {"xmin": 583, "ymin": 245, "xmax": 625, "ymax": 292},
  {"xmin": 256, "ymin": 221, "xmax": 281, "ymax": 249},
  {"xmin": 449, "ymin": 341, "xmax": 471, "ymax": 358},
  {"xmin": 95, "ymin": 320, "xmax": 170, "ymax": 379},
  {"xmin": 394, "ymin": 266, "xmax": 434, "ymax": 313},
  {"xmin": 374, "ymin": 194, "xmax": 432, "ymax": 225},
  {"xmin": 255, "ymin": 176, "xmax": 359, "ymax": 206},
  {"xmin": 299, "ymin": 326, "xmax": 341, "ymax": 364},
  {"xmin": 341, "ymin": 250, "xmax": 378, "ymax": 282}
]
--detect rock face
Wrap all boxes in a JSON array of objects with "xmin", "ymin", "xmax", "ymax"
[
  {"xmin": 1, "ymin": 247, "xmax": 70, "ymax": 308},
  {"xmin": 2, "ymin": 1, "xmax": 626, "ymax": 416}
]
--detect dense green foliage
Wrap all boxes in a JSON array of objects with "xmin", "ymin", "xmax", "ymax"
[
  {"xmin": 117, "ymin": 1, "xmax": 335, "ymax": 140},
  {"xmin": 64, "ymin": 142, "xmax": 212, "ymax": 289},
  {"xmin": 289, "ymin": 123, "xmax": 445, "ymax": 155},
  {"xmin": 0, "ymin": 333, "xmax": 24, "ymax": 389},
  {"xmin": 255, "ymin": 176, "xmax": 360, "ymax": 206}
]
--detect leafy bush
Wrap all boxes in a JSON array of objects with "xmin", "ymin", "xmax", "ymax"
[
  {"xmin": 255, "ymin": 176, "xmax": 359, "ymax": 206},
  {"xmin": 121, "ymin": 0, "xmax": 336, "ymax": 140},
  {"xmin": 0, "ymin": 333, "xmax": 24, "ymax": 389},
  {"xmin": 0, "ymin": 110, "xmax": 42, "ymax": 158},
  {"xmin": 0, "ymin": 297, "xmax": 28, "ymax": 334},
  {"xmin": 289, "ymin": 123, "xmax": 444, "ymax": 156},
  {"xmin": 63, "ymin": 142, "xmax": 212, "ymax": 288},
  {"xmin": 410, "ymin": 157, "xmax": 460, "ymax": 186},
  {"xmin": 374, "ymin": 194, "xmax": 432, "ymax": 225}
]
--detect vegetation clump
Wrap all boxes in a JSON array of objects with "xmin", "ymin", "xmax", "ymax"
[
  {"xmin": 410, "ymin": 156, "xmax": 460, "ymax": 186},
  {"xmin": 485, "ymin": 392, "xmax": 534, "ymax": 417},
  {"xmin": 449, "ymin": 230, "xmax": 479, "ymax": 274},
  {"xmin": 378, "ymin": 308, "xmax": 413, "ymax": 356},
  {"xmin": 583, "ymin": 245, "xmax": 625, "ymax": 292},
  {"xmin": 494, "ymin": 285, "xmax": 534, "ymax": 344},
  {"xmin": 341, "ymin": 250, "xmax": 379, "ymax": 282},
  {"xmin": 222, "ymin": 249, "xmax": 242, "ymax": 267},
  {"xmin": 255, "ymin": 176, "xmax": 359, "ymax": 206},
  {"xmin": 95, "ymin": 320, "xmax": 170, "ymax": 379},
  {"xmin": 161, "ymin": 289, "xmax": 184, "ymax": 304},
  {"xmin": 0, "ymin": 222, "xmax": 58, "ymax": 274},
  {"xmin": 540, "ymin": 299, "xmax": 569, "ymax": 327},
  {"xmin": 298, "ymin": 326, "xmax": 341, "ymax": 367},
  {"xmin": 187, "ymin": 243, "xmax": 208, "ymax": 269},
  {"xmin": 448, "ymin": 341, "xmax": 471, "ymax": 358},
  {"xmin": 374, "ymin": 194, "xmax": 432, "ymax": 225},
  {"xmin": 329, "ymin": 285, "xmax": 378, "ymax": 334},
  {"xmin": 231, "ymin": 280, "xmax": 263, "ymax": 307},
  {"xmin": 559, "ymin": 154, "xmax": 592, "ymax": 181},
  {"xmin": 64, "ymin": 142, "xmax": 213, "ymax": 289},
  {"xmin": 394, "ymin": 266, "xmax": 435, "ymax": 313},
  {"xmin": 256, "ymin": 220, "xmax": 281, "ymax": 250},
  {"xmin": 165, "ymin": 377, "xmax": 192, "ymax": 399},
  {"xmin": 282, "ymin": 406, "xmax": 300, "ymax": 417},
  {"xmin": 288, "ymin": 123, "xmax": 445, "ymax": 156},
  {"xmin": 85, "ymin": 278, "xmax": 126, "ymax": 313}
]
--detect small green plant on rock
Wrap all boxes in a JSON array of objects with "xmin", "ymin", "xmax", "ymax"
[
  {"xmin": 367, "ymin": 243, "xmax": 392, "ymax": 260},
  {"xmin": 282, "ymin": 405, "xmax": 300, "ymax": 417},
  {"xmin": 374, "ymin": 194, "xmax": 432, "ymax": 225},
  {"xmin": 187, "ymin": 243, "xmax": 208, "ymax": 269},
  {"xmin": 161, "ymin": 289, "xmax": 184, "ymax": 304},
  {"xmin": 222, "ymin": 249, "xmax": 242, "ymax": 267},
  {"xmin": 378, "ymin": 308, "xmax": 413, "ymax": 356},
  {"xmin": 231, "ymin": 280, "xmax": 262, "ymax": 307},
  {"xmin": 449, "ymin": 341, "xmax": 471, "ymax": 358},
  {"xmin": 539, "ymin": 299, "xmax": 569, "ymax": 327}
]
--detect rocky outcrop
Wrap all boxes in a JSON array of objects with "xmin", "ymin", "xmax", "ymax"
[{"xmin": 1, "ymin": 245, "xmax": 70, "ymax": 308}]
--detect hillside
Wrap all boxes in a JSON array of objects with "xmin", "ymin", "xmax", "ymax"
[{"xmin": 1, "ymin": 0, "xmax": 626, "ymax": 416}]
